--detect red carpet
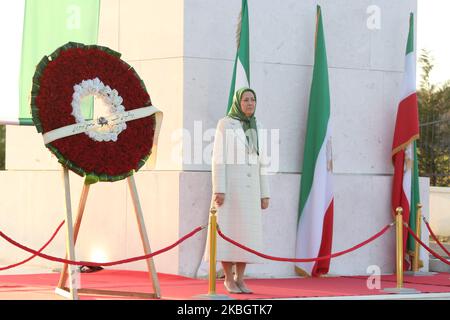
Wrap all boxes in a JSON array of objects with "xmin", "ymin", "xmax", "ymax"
[
  {"xmin": 0, "ymin": 270, "xmax": 449, "ymax": 300},
  {"xmin": 347, "ymin": 273, "xmax": 450, "ymax": 287}
]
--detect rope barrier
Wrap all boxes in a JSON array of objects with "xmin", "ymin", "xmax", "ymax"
[
  {"xmin": 217, "ymin": 223, "xmax": 393, "ymax": 263},
  {"xmin": 0, "ymin": 225, "xmax": 206, "ymax": 268},
  {"xmin": 404, "ymin": 223, "xmax": 450, "ymax": 266},
  {"xmin": 4, "ymin": 214, "xmax": 448, "ymax": 273},
  {"xmin": 422, "ymin": 217, "xmax": 450, "ymax": 257},
  {"xmin": 0, "ymin": 220, "xmax": 65, "ymax": 271}
]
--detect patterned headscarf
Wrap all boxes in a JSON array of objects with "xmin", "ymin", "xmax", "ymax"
[{"xmin": 227, "ymin": 87, "xmax": 258, "ymax": 154}]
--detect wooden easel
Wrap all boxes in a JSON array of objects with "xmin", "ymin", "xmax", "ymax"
[{"xmin": 55, "ymin": 167, "xmax": 161, "ymax": 300}]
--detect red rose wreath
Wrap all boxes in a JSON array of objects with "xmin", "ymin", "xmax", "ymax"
[{"xmin": 31, "ymin": 42, "xmax": 162, "ymax": 183}]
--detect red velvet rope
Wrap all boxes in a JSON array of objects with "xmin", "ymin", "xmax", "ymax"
[
  {"xmin": 217, "ymin": 223, "xmax": 393, "ymax": 262},
  {"xmin": 0, "ymin": 220, "xmax": 65, "ymax": 271},
  {"xmin": 405, "ymin": 224, "xmax": 450, "ymax": 265},
  {"xmin": 423, "ymin": 219, "xmax": 450, "ymax": 257},
  {"xmin": 0, "ymin": 226, "xmax": 205, "ymax": 267}
]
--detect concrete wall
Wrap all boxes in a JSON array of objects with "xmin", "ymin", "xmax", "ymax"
[
  {"xmin": 1, "ymin": 0, "xmax": 427, "ymax": 278},
  {"xmin": 0, "ymin": 170, "xmax": 182, "ymax": 274},
  {"xmin": 430, "ymin": 187, "xmax": 450, "ymax": 237}
]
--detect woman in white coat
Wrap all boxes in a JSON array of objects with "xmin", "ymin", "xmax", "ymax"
[{"xmin": 212, "ymin": 87, "xmax": 270, "ymax": 294}]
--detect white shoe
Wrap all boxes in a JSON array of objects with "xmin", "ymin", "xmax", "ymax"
[
  {"xmin": 234, "ymin": 276, "xmax": 253, "ymax": 294},
  {"xmin": 223, "ymin": 281, "xmax": 242, "ymax": 294}
]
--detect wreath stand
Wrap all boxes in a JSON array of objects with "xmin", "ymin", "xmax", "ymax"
[
  {"xmin": 54, "ymin": 167, "xmax": 161, "ymax": 300},
  {"xmin": 29, "ymin": 42, "xmax": 164, "ymax": 300}
]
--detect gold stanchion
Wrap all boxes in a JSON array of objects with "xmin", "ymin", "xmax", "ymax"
[
  {"xmin": 405, "ymin": 203, "xmax": 436, "ymax": 277},
  {"xmin": 395, "ymin": 207, "xmax": 404, "ymax": 288},
  {"xmin": 208, "ymin": 206, "xmax": 218, "ymax": 295},
  {"xmin": 384, "ymin": 207, "xmax": 420, "ymax": 294},
  {"xmin": 412, "ymin": 204, "xmax": 422, "ymax": 272},
  {"xmin": 194, "ymin": 206, "xmax": 232, "ymax": 300}
]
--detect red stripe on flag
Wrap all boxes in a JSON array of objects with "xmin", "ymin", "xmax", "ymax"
[
  {"xmin": 392, "ymin": 150, "xmax": 406, "ymax": 215},
  {"xmin": 392, "ymin": 93, "xmax": 419, "ymax": 155},
  {"xmin": 312, "ymin": 199, "xmax": 334, "ymax": 277}
]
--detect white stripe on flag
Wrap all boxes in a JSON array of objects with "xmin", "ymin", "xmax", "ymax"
[
  {"xmin": 234, "ymin": 57, "xmax": 250, "ymax": 91},
  {"xmin": 0, "ymin": 1, "xmax": 25, "ymax": 124},
  {"xmin": 403, "ymin": 143, "xmax": 412, "ymax": 209},
  {"xmin": 400, "ymin": 52, "xmax": 416, "ymax": 100},
  {"xmin": 399, "ymin": 52, "xmax": 415, "ymax": 209},
  {"xmin": 295, "ymin": 126, "xmax": 333, "ymax": 274}
]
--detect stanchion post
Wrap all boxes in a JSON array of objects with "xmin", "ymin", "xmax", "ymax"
[
  {"xmin": 405, "ymin": 203, "xmax": 435, "ymax": 277},
  {"xmin": 383, "ymin": 207, "xmax": 420, "ymax": 294},
  {"xmin": 194, "ymin": 206, "xmax": 232, "ymax": 300},
  {"xmin": 412, "ymin": 203, "xmax": 422, "ymax": 272},
  {"xmin": 384, "ymin": 207, "xmax": 420, "ymax": 294},
  {"xmin": 208, "ymin": 206, "xmax": 218, "ymax": 295},
  {"xmin": 395, "ymin": 207, "xmax": 404, "ymax": 288}
]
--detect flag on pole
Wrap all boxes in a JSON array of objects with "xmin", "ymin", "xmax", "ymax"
[
  {"xmin": 226, "ymin": 0, "xmax": 250, "ymax": 113},
  {"xmin": 295, "ymin": 6, "xmax": 334, "ymax": 277},
  {"xmin": 391, "ymin": 13, "xmax": 420, "ymax": 270},
  {"xmin": 0, "ymin": 0, "xmax": 100, "ymax": 126}
]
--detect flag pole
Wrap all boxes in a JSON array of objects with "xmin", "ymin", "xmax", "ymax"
[{"xmin": 395, "ymin": 207, "xmax": 404, "ymax": 288}]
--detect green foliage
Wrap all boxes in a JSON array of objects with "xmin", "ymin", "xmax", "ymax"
[{"xmin": 417, "ymin": 50, "xmax": 450, "ymax": 187}]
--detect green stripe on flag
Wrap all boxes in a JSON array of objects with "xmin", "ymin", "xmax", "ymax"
[
  {"xmin": 227, "ymin": 0, "xmax": 250, "ymax": 114},
  {"xmin": 408, "ymin": 140, "xmax": 420, "ymax": 252},
  {"xmin": 298, "ymin": 6, "xmax": 330, "ymax": 219},
  {"xmin": 406, "ymin": 13, "xmax": 414, "ymax": 55},
  {"xmin": 19, "ymin": 0, "xmax": 100, "ymax": 125},
  {"xmin": 237, "ymin": 0, "xmax": 250, "ymax": 79},
  {"xmin": 227, "ymin": 56, "xmax": 239, "ymax": 114}
]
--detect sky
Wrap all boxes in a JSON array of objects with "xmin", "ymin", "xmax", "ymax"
[{"xmin": 417, "ymin": 0, "xmax": 450, "ymax": 86}]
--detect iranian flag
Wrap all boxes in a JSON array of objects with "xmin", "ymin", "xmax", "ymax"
[
  {"xmin": 226, "ymin": 0, "xmax": 250, "ymax": 113},
  {"xmin": 391, "ymin": 13, "xmax": 420, "ymax": 270},
  {"xmin": 0, "ymin": 0, "xmax": 100, "ymax": 125},
  {"xmin": 295, "ymin": 6, "xmax": 334, "ymax": 277}
]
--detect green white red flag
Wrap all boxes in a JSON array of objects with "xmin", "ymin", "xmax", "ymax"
[
  {"xmin": 295, "ymin": 6, "xmax": 334, "ymax": 277},
  {"xmin": 391, "ymin": 13, "xmax": 420, "ymax": 269}
]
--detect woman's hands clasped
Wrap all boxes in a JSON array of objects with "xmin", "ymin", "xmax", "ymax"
[{"xmin": 214, "ymin": 193, "xmax": 269, "ymax": 210}]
